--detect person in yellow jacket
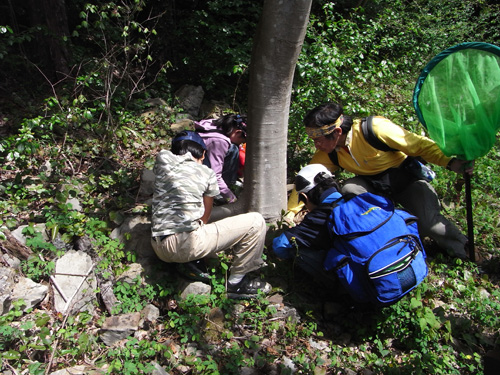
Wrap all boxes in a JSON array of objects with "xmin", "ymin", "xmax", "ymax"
[{"xmin": 287, "ymin": 102, "xmax": 474, "ymax": 259}]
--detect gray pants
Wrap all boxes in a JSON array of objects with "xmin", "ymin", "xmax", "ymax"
[
  {"xmin": 342, "ymin": 177, "xmax": 467, "ymax": 258},
  {"xmin": 151, "ymin": 212, "xmax": 267, "ymax": 276}
]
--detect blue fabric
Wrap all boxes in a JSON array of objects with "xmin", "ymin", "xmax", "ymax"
[
  {"xmin": 272, "ymin": 189, "xmax": 341, "ymax": 287},
  {"xmin": 273, "ymin": 189, "xmax": 341, "ymax": 256},
  {"xmin": 272, "ymin": 234, "xmax": 294, "ymax": 259},
  {"xmin": 324, "ymin": 192, "xmax": 428, "ymax": 306},
  {"xmin": 222, "ymin": 143, "xmax": 240, "ymax": 186}
]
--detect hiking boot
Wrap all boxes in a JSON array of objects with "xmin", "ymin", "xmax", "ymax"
[
  {"xmin": 227, "ymin": 275, "xmax": 272, "ymax": 299},
  {"xmin": 448, "ymin": 243, "xmax": 468, "ymax": 259},
  {"xmin": 176, "ymin": 260, "xmax": 211, "ymax": 283}
]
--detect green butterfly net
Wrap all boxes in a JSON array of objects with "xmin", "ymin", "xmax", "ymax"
[{"xmin": 413, "ymin": 42, "xmax": 500, "ymax": 161}]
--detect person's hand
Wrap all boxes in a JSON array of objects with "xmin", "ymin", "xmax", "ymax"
[
  {"xmin": 283, "ymin": 211, "xmax": 296, "ymax": 227},
  {"xmin": 447, "ymin": 158, "xmax": 475, "ymax": 175}
]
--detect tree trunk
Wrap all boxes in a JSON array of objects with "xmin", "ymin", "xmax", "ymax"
[
  {"xmin": 0, "ymin": 229, "xmax": 33, "ymax": 260},
  {"xmin": 212, "ymin": 0, "xmax": 312, "ymax": 223}
]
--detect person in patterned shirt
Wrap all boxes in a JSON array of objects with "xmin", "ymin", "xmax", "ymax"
[{"xmin": 151, "ymin": 130, "xmax": 271, "ymax": 299}]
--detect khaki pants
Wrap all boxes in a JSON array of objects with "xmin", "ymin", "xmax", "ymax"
[
  {"xmin": 151, "ymin": 212, "xmax": 267, "ymax": 276},
  {"xmin": 342, "ymin": 177, "xmax": 467, "ymax": 257}
]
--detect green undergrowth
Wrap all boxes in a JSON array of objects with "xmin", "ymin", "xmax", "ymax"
[
  {"xmin": 1, "ymin": 89, "xmax": 499, "ymax": 374},
  {"xmin": 1, "ymin": 1, "xmax": 500, "ymax": 373}
]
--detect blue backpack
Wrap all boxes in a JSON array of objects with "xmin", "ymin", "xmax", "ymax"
[{"xmin": 324, "ymin": 192, "xmax": 428, "ymax": 306}]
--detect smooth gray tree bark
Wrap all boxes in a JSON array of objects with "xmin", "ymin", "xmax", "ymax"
[{"xmin": 212, "ymin": 0, "xmax": 312, "ymax": 223}]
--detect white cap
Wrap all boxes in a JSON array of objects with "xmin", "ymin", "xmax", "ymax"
[{"xmin": 295, "ymin": 164, "xmax": 332, "ymax": 194}]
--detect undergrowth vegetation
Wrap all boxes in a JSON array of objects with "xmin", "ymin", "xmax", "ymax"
[{"xmin": 1, "ymin": 0, "xmax": 500, "ymax": 374}]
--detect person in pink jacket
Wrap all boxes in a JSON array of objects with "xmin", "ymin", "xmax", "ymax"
[{"xmin": 194, "ymin": 114, "xmax": 247, "ymax": 204}]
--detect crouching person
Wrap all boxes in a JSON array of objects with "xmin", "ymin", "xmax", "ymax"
[
  {"xmin": 273, "ymin": 164, "xmax": 340, "ymax": 288},
  {"xmin": 151, "ymin": 130, "xmax": 271, "ymax": 299}
]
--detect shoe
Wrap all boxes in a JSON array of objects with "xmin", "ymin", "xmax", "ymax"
[
  {"xmin": 176, "ymin": 260, "xmax": 211, "ymax": 282},
  {"xmin": 227, "ymin": 275, "xmax": 272, "ymax": 299}
]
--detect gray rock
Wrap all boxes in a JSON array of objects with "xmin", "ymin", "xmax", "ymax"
[
  {"xmin": 11, "ymin": 224, "xmax": 49, "ymax": 246},
  {"xmin": 170, "ymin": 118, "xmax": 194, "ymax": 133},
  {"xmin": 141, "ymin": 303, "xmax": 160, "ymax": 324},
  {"xmin": 174, "ymin": 84, "xmax": 204, "ymax": 117},
  {"xmin": 270, "ymin": 305, "xmax": 301, "ymax": 324},
  {"xmin": 138, "ymin": 169, "xmax": 156, "ymax": 198},
  {"xmin": 52, "ymin": 250, "xmax": 97, "ymax": 315},
  {"xmin": 0, "ymin": 266, "xmax": 15, "ymax": 315},
  {"xmin": 12, "ymin": 276, "xmax": 48, "ymax": 311},
  {"xmin": 282, "ymin": 356, "xmax": 296, "ymax": 374},
  {"xmin": 116, "ymin": 263, "xmax": 145, "ymax": 285},
  {"xmin": 100, "ymin": 312, "xmax": 142, "ymax": 346},
  {"xmin": 2, "ymin": 253, "xmax": 21, "ymax": 269},
  {"xmin": 179, "ymin": 280, "xmax": 211, "ymax": 300},
  {"xmin": 66, "ymin": 197, "xmax": 82, "ymax": 212},
  {"xmin": 151, "ymin": 361, "xmax": 171, "ymax": 375},
  {"xmin": 240, "ymin": 367, "xmax": 260, "ymax": 375},
  {"xmin": 110, "ymin": 216, "xmax": 155, "ymax": 259}
]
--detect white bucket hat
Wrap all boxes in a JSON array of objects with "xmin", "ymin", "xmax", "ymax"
[{"xmin": 295, "ymin": 164, "xmax": 333, "ymax": 194}]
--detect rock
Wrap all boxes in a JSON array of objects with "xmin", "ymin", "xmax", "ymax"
[
  {"xmin": 11, "ymin": 276, "xmax": 48, "ymax": 312},
  {"xmin": 0, "ymin": 266, "xmax": 15, "ymax": 315},
  {"xmin": 110, "ymin": 216, "xmax": 155, "ymax": 259},
  {"xmin": 100, "ymin": 312, "xmax": 142, "ymax": 346},
  {"xmin": 66, "ymin": 197, "xmax": 82, "ymax": 211},
  {"xmin": 39, "ymin": 160, "xmax": 53, "ymax": 177},
  {"xmin": 170, "ymin": 118, "xmax": 194, "ymax": 133},
  {"xmin": 360, "ymin": 369, "xmax": 375, "ymax": 375},
  {"xmin": 116, "ymin": 263, "xmax": 145, "ymax": 285},
  {"xmin": 141, "ymin": 303, "xmax": 159, "ymax": 323},
  {"xmin": 179, "ymin": 280, "xmax": 211, "ymax": 300},
  {"xmin": 174, "ymin": 85, "xmax": 204, "ymax": 117},
  {"xmin": 144, "ymin": 98, "xmax": 168, "ymax": 108},
  {"xmin": 282, "ymin": 356, "xmax": 296, "ymax": 374},
  {"xmin": 151, "ymin": 361, "xmax": 171, "ymax": 375},
  {"xmin": 52, "ymin": 250, "xmax": 97, "ymax": 315},
  {"xmin": 198, "ymin": 99, "xmax": 231, "ymax": 119},
  {"xmin": 267, "ymin": 293, "xmax": 284, "ymax": 305},
  {"xmin": 2, "ymin": 252, "xmax": 21, "ymax": 269},
  {"xmin": 269, "ymin": 304, "xmax": 300, "ymax": 324},
  {"xmin": 1, "ymin": 266, "xmax": 48, "ymax": 314},
  {"xmin": 308, "ymin": 338, "xmax": 330, "ymax": 352},
  {"xmin": 138, "ymin": 169, "xmax": 156, "ymax": 200},
  {"xmin": 204, "ymin": 307, "xmax": 225, "ymax": 343},
  {"xmin": 239, "ymin": 367, "xmax": 260, "ymax": 375},
  {"xmin": 74, "ymin": 235, "xmax": 93, "ymax": 253},
  {"xmin": 11, "ymin": 224, "xmax": 48, "ymax": 247},
  {"xmin": 98, "ymin": 276, "xmax": 119, "ymax": 316}
]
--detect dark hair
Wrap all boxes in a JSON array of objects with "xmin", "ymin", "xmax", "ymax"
[
  {"xmin": 171, "ymin": 131, "xmax": 206, "ymax": 159},
  {"xmin": 303, "ymin": 102, "xmax": 354, "ymax": 138},
  {"xmin": 298, "ymin": 172, "xmax": 339, "ymax": 206},
  {"xmin": 213, "ymin": 113, "xmax": 247, "ymax": 138}
]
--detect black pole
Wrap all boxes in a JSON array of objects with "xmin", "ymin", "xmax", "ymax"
[{"xmin": 465, "ymin": 173, "xmax": 475, "ymax": 261}]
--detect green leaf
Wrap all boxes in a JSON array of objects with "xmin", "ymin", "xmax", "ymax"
[
  {"xmin": 2, "ymin": 350, "xmax": 21, "ymax": 360},
  {"xmin": 410, "ymin": 297, "xmax": 422, "ymax": 310},
  {"xmin": 35, "ymin": 314, "xmax": 51, "ymax": 327}
]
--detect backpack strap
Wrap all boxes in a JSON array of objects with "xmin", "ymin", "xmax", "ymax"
[
  {"xmin": 327, "ymin": 116, "xmax": 397, "ymax": 167},
  {"xmin": 328, "ymin": 150, "xmax": 340, "ymax": 167},
  {"xmin": 361, "ymin": 116, "xmax": 397, "ymax": 152}
]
